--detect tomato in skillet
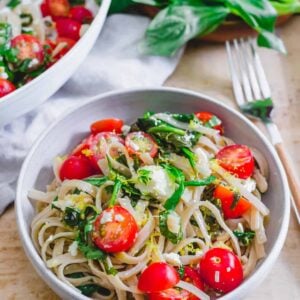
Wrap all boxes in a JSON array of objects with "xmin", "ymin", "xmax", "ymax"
[
  {"xmin": 46, "ymin": 0, "xmax": 70, "ymax": 18},
  {"xmin": 70, "ymin": 6, "xmax": 93, "ymax": 24},
  {"xmin": 73, "ymin": 132, "xmax": 124, "ymax": 171},
  {"xmin": 11, "ymin": 34, "xmax": 45, "ymax": 71},
  {"xmin": 92, "ymin": 206, "xmax": 138, "ymax": 253},
  {"xmin": 138, "ymin": 262, "xmax": 180, "ymax": 293},
  {"xmin": 56, "ymin": 18, "xmax": 81, "ymax": 41},
  {"xmin": 90, "ymin": 118, "xmax": 124, "ymax": 134},
  {"xmin": 216, "ymin": 144, "xmax": 255, "ymax": 179},
  {"xmin": 59, "ymin": 155, "xmax": 96, "ymax": 180},
  {"xmin": 149, "ymin": 266, "xmax": 204, "ymax": 300},
  {"xmin": 213, "ymin": 185, "xmax": 251, "ymax": 219},
  {"xmin": 0, "ymin": 79, "xmax": 16, "ymax": 98},
  {"xmin": 125, "ymin": 132, "xmax": 158, "ymax": 158},
  {"xmin": 199, "ymin": 248, "xmax": 243, "ymax": 293},
  {"xmin": 195, "ymin": 111, "xmax": 224, "ymax": 134}
]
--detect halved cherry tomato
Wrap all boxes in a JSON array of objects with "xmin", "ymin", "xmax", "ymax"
[
  {"xmin": 149, "ymin": 266, "xmax": 205, "ymax": 300},
  {"xmin": 59, "ymin": 155, "xmax": 96, "ymax": 180},
  {"xmin": 0, "ymin": 79, "xmax": 16, "ymax": 98},
  {"xmin": 56, "ymin": 18, "xmax": 81, "ymax": 41},
  {"xmin": 216, "ymin": 144, "xmax": 255, "ymax": 179},
  {"xmin": 90, "ymin": 118, "xmax": 124, "ymax": 135},
  {"xmin": 148, "ymin": 288, "xmax": 190, "ymax": 300},
  {"xmin": 138, "ymin": 262, "xmax": 180, "ymax": 293},
  {"xmin": 73, "ymin": 132, "xmax": 124, "ymax": 171},
  {"xmin": 92, "ymin": 206, "xmax": 138, "ymax": 253},
  {"xmin": 195, "ymin": 111, "xmax": 224, "ymax": 134},
  {"xmin": 11, "ymin": 34, "xmax": 45, "ymax": 71},
  {"xmin": 125, "ymin": 132, "xmax": 158, "ymax": 158},
  {"xmin": 40, "ymin": 1, "xmax": 50, "ymax": 17},
  {"xmin": 199, "ymin": 248, "xmax": 243, "ymax": 293},
  {"xmin": 46, "ymin": 0, "xmax": 70, "ymax": 18},
  {"xmin": 70, "ymin": 6, "xmax": 93, "ymax": 24},
  {"xmin": 213, "ymin": 185, "xmax": 251, "ymax": 219},
  {"xmin": 54, "ymin": 37, "xmax": 76, "ymax": 59}
]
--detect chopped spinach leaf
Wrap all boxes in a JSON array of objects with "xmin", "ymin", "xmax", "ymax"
[
  {"xmin": 233, "ymin": 230, "xmax": 255, "ymax": 246},
  {"xmin": 77, "ymin": 284, "xmax": 111, "ymax": 297}
]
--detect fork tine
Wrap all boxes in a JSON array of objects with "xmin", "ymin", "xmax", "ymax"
[
  {"xmin": 225, "ymin": 40, "xmax": 246, "ymax": 107},
  {"xmin": 248, "ymin": 39, "xmax": 271, "ymax": 99},
  {"xmin": 233, "ymin": 39, "xmax": 254, "ymax": 103},
  {"xmin": 240, "ymin": 39, "xmax": 262, "ymax": 100}
]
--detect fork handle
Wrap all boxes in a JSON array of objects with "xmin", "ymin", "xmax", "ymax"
[{"xmin": 266, "ymin": 123, "xmax": 300, "ymax": 222}]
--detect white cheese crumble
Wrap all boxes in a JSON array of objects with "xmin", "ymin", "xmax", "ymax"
[
  {"xmin": 167, "ymin": 211, "xmax": 181, "ymax": 234},
  {"xmin": 68, "ymin": 241, "xmax": 78, "ymax": 257},
  {"xmin": 163, "ymin": 253, "xmax": 181, "ymax": 266},
  {"xmin": 121, "ymin": 125, "xmax": 131, "ymax": 135},
  {"xmin": 215, "ymin": 270, "xmax": 220, "ymax": 283},
  {"xmin": 135, "ymin": 166, "xmax": 175, "ymax": 202},
  {"xmin": 28, "ymin": 58, "xmax": 39, "ymax": 68},
  {"xmin": 115, "ymin": 214, "xmax": 125, "ymax": 222},
  {"xmin": 100, "ymin": 211, "xmax": 113, "ymax": 224}
]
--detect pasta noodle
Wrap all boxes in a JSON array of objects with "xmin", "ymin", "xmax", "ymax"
[{"xmin": 30, "ymin": 112, "xmax": 269, "ymax": 299}]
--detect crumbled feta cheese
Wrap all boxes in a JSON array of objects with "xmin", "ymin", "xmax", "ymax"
[
  {"xmin": 115, "ymin": 214, "xmax": 125, "ymax": 222},
  {"xmin": 28, "ymin": 58, "xmax": 39, "ymax": 68},
  {"xmin": 46, "ymin": 258, "xmax": 59, "ymax": 268},
  {"xmin": 215, "ymin": 271, "xmax": 220, "ymax": 283},
  {"xmin": 243, "ymin": 178, "xmax": 256, "ymax": 192},
  {"xmin": 68, "ymin": 241, "xmax": 78, "ymax": 257},
  {"xmin": 48, "ymin": 235, "xmax": 54, "ymax": 242},
  {"xmin": 167, "ymin": 211, "xmax": 181, "ymax": 234},
  {"xmin": 121, "ymin": 125, "xmax": 131, "ymax": 135},
  {"xmin": 164, "ymin": 253, "xmax": 181, "ymax": 266},
  {"xmin": 135, "ymin": 166, "xmax": 175, "ymax": 202},
  {"xmin": 100, "ymin": 211, "xmax": 113, "ymax": 224}
]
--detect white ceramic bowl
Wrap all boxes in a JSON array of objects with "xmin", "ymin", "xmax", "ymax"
[
  {"xmin": 16, "ymin": 88, "xmax": 290, "ymax": 300},
  {"xmin": 0, "ymin": 0, "xmax": 111, "ymax": 127}
]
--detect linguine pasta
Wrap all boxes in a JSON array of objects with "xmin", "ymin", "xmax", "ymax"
[{"xmin": 30, "ymin": 112, "xmax": 269, "ymax": 299}]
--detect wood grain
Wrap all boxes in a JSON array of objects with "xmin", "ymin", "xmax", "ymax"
[{"xmin": 0, "ymin": 15, "xmax": 300, "ymax": 300}]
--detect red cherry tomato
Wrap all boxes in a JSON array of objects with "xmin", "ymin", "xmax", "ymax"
[
  {"xmin": 56, "ymin": 18, "xmax": 81, "ymax": 41},
  {"xmin": 148, "ymin": 288, "xmax": 190, "ymax": 300},
  {"xmin": 149, "ymin": 266, "xmax": 204, "ymax": 300},
  {"xmin": 138, "ymin": 262, "xmax": 180, "ymax": 293},
  {"xmin": 90, "ymin": 118, "xmax": 124, "ymax": 135},
  {"xmin": 92, "ymin": 206, "xmax": 138, "ymax": 253},
  {"xmin": 195, "ymin": 111, "xmax": 224, "ymax": 134},
  {"xmin": 0, "ymin": 79, "xmax": 16, "ymax": 98},
  {"xmin": 72, "ymin": 132, "xmax": 124, "ymax": 171},
  {"xmin": 70, "ymin": 6, "xmax": 93, "ymax": 24},
  {"xmin": 46, "ymin": 0, "xmax": 70, "ymax": 18},
  {"xmin": 213, "ymin": 185, "xmax": 251, "ymax": 219},
  {"xmin": 216, "ymin": 145, "xmax": 255, "ymax": 179},
  {"xmin": 125, "ymin": 132, "xmax": 158, "ymax": 158},
  {"xmin": 59, "ymin": 155, "xmax": 96, "ymax": 180},
  {"xmin": 199, "ymin": 248, "xmax": 243, "ymax": 293},
  {"xmin": 11, "ymin": 34, "xmax": 45, "ymax": 71},
  {"xmin": 40, "ymin": 1, "xmax": 50, "ymax": 17}
]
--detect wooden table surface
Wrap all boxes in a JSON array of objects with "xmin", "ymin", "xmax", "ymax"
[{"xmin": 1, "ymin": 16, "xmax": 300, "ymax": 300}]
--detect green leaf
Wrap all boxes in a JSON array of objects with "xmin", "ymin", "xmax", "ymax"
[
  {"xmin": 233, "ymin": 230, "xmax": 255, "ymax": 246},
  {"xmin": 240, "ymin": 97, "xmax": 273, "ymax": 121},
  {"xmin": 63, "ymin": 207, "xmax": 81, "ymax": 227},
  {"xmin": 77, "ymin": 239, "xmax": 107, "ymax": 260},
  {"xmin": 257, "ymin": 30, "xmax": 287, "ymax": 54},
  {"xmin": 84, "ymin": 176, "xmax": 108, "ymax": 187},
  {"xmin": 108, "ymin": 179, "xmax": 122, "ymax": 206},
  {"xmin": 137, "ymin": 168, "xmax": 153, "ymax": 184},
  {"xmin": 0, "ymin": 23, "xmax": 12, "ymax": 54},
  {"xmin": 109, "ymin": 0, "xmax": 134, "ymax": 14},
  {"xmin": 184, "ymin": 175, "xmax": 216, "ymax": 187},
  {"xmin": 139, "ymin": 4, "xmax": 229, "ymax": 56},
  {"xmin": 159, "ymin": 210, "xmax": 183, "ymax": 244},
  {"xmin": 6, "ymin": 0, "xmax": 21, "ymax": 8},
  {"xmin": 270, "ymin": 0, "xmax": 300, "ymax": 15},
  {"xmin": 77, "ymin": 284, "xmax": 111, "ymax": 297},
  {"xmin": 148, "ymin": 124, "xmax": 186, "ymax": 135},
  {"xmin": 181, "ymin": 147, "xmax": 197, "ymax": 171},
  {"xmin": 172, "ymin": 113, "xmax": 195, "ymax": 123}
]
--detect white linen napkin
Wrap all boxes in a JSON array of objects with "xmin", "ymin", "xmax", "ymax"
[{"xmin": 0, "ymin": 14, "xmax": 182, "ymax": 214}]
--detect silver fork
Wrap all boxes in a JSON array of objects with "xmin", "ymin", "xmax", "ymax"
[{"xmin": 226, "ymin": 38, "xmax": 300, "ymax": 224}]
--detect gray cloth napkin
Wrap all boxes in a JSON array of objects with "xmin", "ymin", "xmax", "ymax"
[{"xmin": 0, "ymin": 14, "xmax": 182, "ymax": 214}]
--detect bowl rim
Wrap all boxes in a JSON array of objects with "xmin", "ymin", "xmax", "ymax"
[
  {"xmin": 15, "ymin": 87, "xmax": 290, "ymax": 300},
  {"xmin": 0, "ymin": 0, "xmax": 111, "ymax": 106}
]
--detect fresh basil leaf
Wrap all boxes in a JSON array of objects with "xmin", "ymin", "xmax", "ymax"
[
  {"xmin": 77, "ymin": 239, "xmax": 107, "ymax": 260},
  {"xmin": 137, "ymin": 168, "xmax": 153, "ymax": 184},
  {"xmin": 108, "ymin": 179, "xmax": 122, "ymax": 206},
  {"xmin": 241, "ymin": 97, "xmax": 273, "ymax": 121},
  {"xmin": 233, "ymin": 230, "xmax": 255, "ymax": 246},
  {"xmin": 148, "ymin": 124, "xmax": 186, "ymax": 135},
  {"xmin": 257, "ymin": 29, "xmax": 287, "ymax": 54},
  {"xmin": 109, "ymin": 0, "xmax": 134, "ymax": 14},
  {"xmin": 133, "ymin": 0, "xmax": 169, "ymax": 6},
  {"xmin": 184, "ymin": 175, "xmax": 216, "ymax": 187},
  {"xmin": 172, "ymin": 113, "xmax": 195, "ymax": 123},
  {"xmin": 63, "ymin": 207, "xmax": 81, "ymax": 227},
  {"xmin": 7, "ymin": 0, "xmax": 21, "ymax": 8},
  {"xmin": 270, "ymin": 0, "xmax": 300, "ymax": 15},
  {"xmin": 77, "ymin": 284, "xmax": 111, "ymax": 297},
  {"xmin": 0, "ymin": 23, "xmax": 12, "ymax": 54},
  {"xmin": 139, "ymin": 4, "xmax": 229, "ymax": 56},
  {"xmin": 84, "ymin": 176, "xmax": 108, "ymax": 187},
  {"xmin": 159, "ymin": 210, "xmax": 183, "ymax": 244},
  {"xmin": 181, "ymin": 147, "xmax": 197, "ymax": 171}
]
